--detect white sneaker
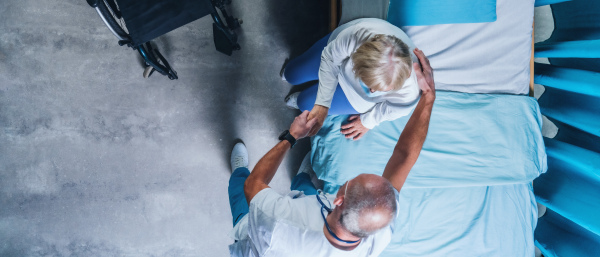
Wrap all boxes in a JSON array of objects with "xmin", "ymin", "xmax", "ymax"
[
  {"xmin": 231, "ymin": 142, "xmax": 249, "ymax": 172},
  {"xmin": 285, "ymin": 92, "xmax": 300, "ymax": 109}
]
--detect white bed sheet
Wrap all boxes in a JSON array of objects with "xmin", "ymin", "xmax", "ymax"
[{"xmin": 401, "ymin": 0, "xmax": 534, "ymax": 94}]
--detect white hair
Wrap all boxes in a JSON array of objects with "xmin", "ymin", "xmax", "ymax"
[{"xmin": 351, "ymin": 33, "xmax": 412, "ymax": 92}]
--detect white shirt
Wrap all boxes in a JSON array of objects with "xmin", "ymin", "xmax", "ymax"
[
  {"xmin": 317, "ymin": 18, "xmax": 420, "ymax": 129},
  {"xmin": 228, "ymin": 188, "xmax": 400, "ymax": 257}
]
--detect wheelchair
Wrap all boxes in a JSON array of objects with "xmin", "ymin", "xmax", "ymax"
[{"xmin": 87, "ymin": 0, "xmax": 242, "ymax": 80}]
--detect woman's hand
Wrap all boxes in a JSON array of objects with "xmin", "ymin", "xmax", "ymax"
[
  {"xmin": 413, "ymin": 48, "xmax": 435, "ymax": 99},
  {"xmin": 340, "ymin": 115, "xmax": 369, "ymax": 140},
  {"xmin": 307, "ymin": 105, "xmax": 329, "ymax": 136}
]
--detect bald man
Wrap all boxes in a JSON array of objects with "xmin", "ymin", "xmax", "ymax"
[{"xmin": 228, "ymin": 49, "xmax": 435, "ymax": 256}]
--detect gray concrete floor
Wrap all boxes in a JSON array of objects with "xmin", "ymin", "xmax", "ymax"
[{"xmin": 0, "ymin": 0, "xmax": 327, "ymax": 256}]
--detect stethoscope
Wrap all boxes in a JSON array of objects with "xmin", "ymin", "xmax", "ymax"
[{"xmin": 316, "ymin": 191, "xmax": 361, "ymax": 245}]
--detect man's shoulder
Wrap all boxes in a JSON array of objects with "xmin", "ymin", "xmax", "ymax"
[
  {"xmin": 248, "ymin": 189, "xmax": 323, "ymax": 229},
  {"xmin": 239, "ymin": 191, "xmax": 326, "ymax": 257},
  {"xmin": 249, "ymin": 188, "xmax": 315, "ymax": 212}
]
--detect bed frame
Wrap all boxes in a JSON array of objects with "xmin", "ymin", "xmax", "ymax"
[{"xmin": 328, "ymin": 0, "xmax": 536, "ymax": 96}]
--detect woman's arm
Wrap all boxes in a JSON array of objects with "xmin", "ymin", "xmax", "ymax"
[
  {"xmin": 314, "ymin": 30, "xmax": 357, "ymax": 108},
  {"xmin": 308, "ymin": 28, "xmax": 365, "ymax": 136},
  {"xmin": 360, "ymin": 99, "xmax": 419, "ymax": 129},
  {"xmin": 339, "ymin": 99, "xmax": 419, "ymax": 140},
  {"xmin": 340, "ymin": 80, "xmax": 420, "ymax": 140}
]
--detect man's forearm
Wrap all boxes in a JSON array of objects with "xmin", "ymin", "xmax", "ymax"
[
  {"xmin": 243, "ymin": 110, "xmax": 318, "ymax": 204},
  {"xmin": 382, "ymin": 92, "xmax": 435, "ymax": 190},
  {"xmin": 249, "ymin": 140, "xmax": 291, "ymax": 185},
  {"xmin": 396, "ymin": 92, "xmax": 435, "ymax": 157},
  {"xmin": 244, "ymin": 140, "xmax": 291, "ymax": 203}
]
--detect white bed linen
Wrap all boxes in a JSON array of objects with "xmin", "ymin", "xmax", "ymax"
[{"xmin": 401, "ymin": 0, "xmax": 534, "ymax": 94}]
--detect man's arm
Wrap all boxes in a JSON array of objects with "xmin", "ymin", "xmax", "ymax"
[
  {"xmin": 244, "ymin": 111, "xmax": 317, "ymax": 204},
  {"xmin": 382, "ymin": 48, "xmax": 436, "ymax": 192}
]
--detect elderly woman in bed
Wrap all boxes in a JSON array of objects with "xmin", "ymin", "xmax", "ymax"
[{"xmin": 282, "ymin": 18, "xmax": 421, "ymax": 140}]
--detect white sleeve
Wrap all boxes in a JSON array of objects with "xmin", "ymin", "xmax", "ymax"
[
  {"xmin": 315, "ymin": 28, "xmax": 369, "ymax": 108},
  {"xmin": 360, "ymin": 99, "xmax": 419, "ymax": 129},
  {"xmin": 246, "ymin": 189, "xmax": 285, "ymax": 255}
]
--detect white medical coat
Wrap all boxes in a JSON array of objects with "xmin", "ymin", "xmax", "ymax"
[{"xmin": 228, "ymin": 188, "xmax": 399, "ymax": 257}]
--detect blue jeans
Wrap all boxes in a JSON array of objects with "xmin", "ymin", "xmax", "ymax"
[
  {"xmin": 284, "ymin": 33, "xmax": 359, "ymax": 115},
  {"xmin": 229, "ymin": 167, "xmax": 318, "ymax": 227}
]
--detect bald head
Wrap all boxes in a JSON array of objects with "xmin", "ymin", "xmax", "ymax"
[{"xmin": 338, "ymin": 174, "xmax": 397, "ymax": 238}]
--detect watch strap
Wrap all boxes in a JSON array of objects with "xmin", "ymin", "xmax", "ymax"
[{"xmin": 279, "ymin": 130, "xmax": 297, "ymax": 148}]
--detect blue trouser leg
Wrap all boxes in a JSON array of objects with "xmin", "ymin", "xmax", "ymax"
[
  {"xmin": 297, "ymin": 82, "xmax": 360, "ymax": 115},
  {"xmin": 283, "ymin": 33, "xmax": 332, "ymax": 85},
  {"xmin": 229, "ymin": 167, "xmax": 250, "ymax": 227},
  {"xmin": 230, "ymin": 168, "xmax": 318, "ymax": 226},
  {"xmin": 291, "ymin": 173, "xmax": 318, "ymax": 196},
  {"xmin": 284, "ymin": 32, "xmax": 359, "ymax": 115}
]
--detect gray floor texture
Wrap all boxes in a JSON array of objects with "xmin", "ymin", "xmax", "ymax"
[{"xmin": 0, "ymin": 0, "xmax": 328, "ymax": 256}]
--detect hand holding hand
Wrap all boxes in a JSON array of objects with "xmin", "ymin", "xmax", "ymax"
[
  {"xmin": 307, "ymin": 105, "xmax": 329, "ymax": 136},
  {"xmin": 290, "ymin": 110, "xmax": 319, "ymax": 139},
  {"xmin": 340, "ymin": 115, "xmax": 369, "ymax": 140},
  {"xmin": 413, "ymin": 48, "xmax": 435, "ymax": 98}
]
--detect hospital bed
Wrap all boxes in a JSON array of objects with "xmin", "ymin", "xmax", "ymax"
[{"xmin": 311, "ymin": 0, "xmax": 545, "ymax": 256}]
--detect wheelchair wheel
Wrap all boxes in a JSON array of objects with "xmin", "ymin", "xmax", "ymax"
[{"xmin": 95, "ymin": 0, "xmax": 129, "ymax": 41}]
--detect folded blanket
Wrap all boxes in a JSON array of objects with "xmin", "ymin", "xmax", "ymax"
[{"xmin": 311, "ymin": 91, "xmax": 547, "ymax": 193}]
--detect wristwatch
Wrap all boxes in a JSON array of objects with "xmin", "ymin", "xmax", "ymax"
[{"xmin": 278, "ymin": 130, "xmax": 297, "ymax": 148}]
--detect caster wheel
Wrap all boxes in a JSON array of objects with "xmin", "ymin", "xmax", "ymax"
[{"xmin": 143, "ymin": 66, "xmax": 154, "ymax": 78}]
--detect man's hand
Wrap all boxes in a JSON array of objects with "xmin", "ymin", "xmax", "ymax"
[
  {"xmin": 340, "ymin": 115, "xmax": 369, "ymax": 140},
  {"xmin": 307, "ymin": 105, "xmax": 329, "ymax": 136},
  {"xmin": 413, "ymin": 48, "xmax": 435, "ymax": 98},
  {"xmin": 290, "ymin": 110, "xmax": 319, "ymax": 139}
]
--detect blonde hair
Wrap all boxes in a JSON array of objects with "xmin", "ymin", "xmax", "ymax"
[{"xmin": 351, "ymin": 34, "xmax": 412, "ymax": 92}]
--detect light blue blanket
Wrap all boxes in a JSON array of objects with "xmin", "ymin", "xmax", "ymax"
[
  {"xmin": 311, "ymin": 91, "xmax": 547, "ymax": 193},
  {"xmin": 309, "ymin": 91, "xmax": 543, "ymax": 255},
  {"xmin": 381, "ymin": 183, "xmax": 537, "ymax": 256}
]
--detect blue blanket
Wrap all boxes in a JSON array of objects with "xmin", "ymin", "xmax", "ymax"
[
  {"xmin": 381, "ymin": 183, "xmax": 537, "ymax": 256},
  {"xmin": 311, "ymin": 91, "xmax": 547, "ymax": 193}
]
